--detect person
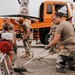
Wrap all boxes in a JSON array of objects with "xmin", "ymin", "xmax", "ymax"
[
  {"xmin": 1, "ymin": 22, "xmax": 15, "ymax": 44},
  {"xmin": 3, "ymin": 17, "xmax": 14, "ymax": 31},
  {"xmin": 16, "ymin": 30, "xmax": 22, "ymax": 41},
  {"xmin": 66, "ymin": 17, "xmax": 72, "ymax": 24},
  {"xmin": 17, "ymin": 19, "xmax": 33, "ymax": 58},
  {"xmin": 2, "ymin": 18, "xmax": 17, "ymax": 55},
  {"xmin": 66, "ymin": 17, "xmax": 75, "ymax": 27},
  {"xmin": 45, "ymin": 12, "xmax": 75, "ymax": 73}
]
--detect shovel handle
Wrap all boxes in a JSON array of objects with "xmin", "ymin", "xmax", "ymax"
[{"xmin": 24, "ymin": 49, "xmax": 46, "ymax": 66}]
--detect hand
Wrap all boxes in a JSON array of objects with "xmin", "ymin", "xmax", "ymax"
[
  {"xmin": 44, "ymin": 45, "xmax": 50, "ymax": 50},
  {"xmin": 48, "ymin": 33, "xmax": 52, "ymax": 37},
  {"xmin": 48, "ymin": 33, "xmax": 52, "ymax": 36},
  {"xmin": 24, "ymin": 38, "xmax": 27, "ymax": 41}
]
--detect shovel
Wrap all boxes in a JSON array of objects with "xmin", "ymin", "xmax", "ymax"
[{"xmin": 14, "ymin": 49, "xmax": 46, "ymax": 72}]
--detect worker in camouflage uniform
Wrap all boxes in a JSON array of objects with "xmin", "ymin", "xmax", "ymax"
[
  {"xmin": 45, "ymin": 12, "xmax": 75, "ymax": 73},
  {"xmin": 17, "ymin": 19, "xmax": 33, "ymax": 58},
  {"xmin": 2, "ymin": 18, "xmax": 17, "ymax": 55}
]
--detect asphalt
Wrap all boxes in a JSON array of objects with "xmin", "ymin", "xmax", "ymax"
[
  {"xmin": 12, "ymin": 40, "xmax": 75, "ymax": 75},
  {"xmin": 0, "ymin": 40, "xmax": 75, "ymax": 75}
]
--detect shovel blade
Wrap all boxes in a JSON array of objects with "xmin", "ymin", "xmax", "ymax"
[{"xmin": 14, "ymin": 67, "xmax": 27, "ymax": 72}]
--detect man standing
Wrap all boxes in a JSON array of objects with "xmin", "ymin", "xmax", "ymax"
[
  {"xmin": 18, "ymin": 19, "xmax": 33, "ymax": 58},
  {"xmin": 45, "ymin": 12, "xmax": 75, "ymax": 73}
]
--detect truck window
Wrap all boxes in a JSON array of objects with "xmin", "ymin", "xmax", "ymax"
[
  {"xmin": 46, "ymin": 4, "xmax": 52, "ymax": 14},
  {"xmin": 55, "ymin": 4, "xmax": 68, "ymax": 18}
]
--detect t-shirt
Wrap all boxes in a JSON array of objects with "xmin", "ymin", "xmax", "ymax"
[
  {"xmin": 51, "ymin": 23, "xmax": 58, "ymax": 41},
  {"xmin": 22, "ymin": 22, "xmax": 33, "ymax": 40},
  {"xmin": 55, "ymin": 21, "xmax": 75, "ymax": 45},
  {"xmin": 51, "ymin": 23, "xmax": 58, "ymax": 34},
  {"xmin": 2, "ymin": 22, "xmax": 14, "ymax": 30}
]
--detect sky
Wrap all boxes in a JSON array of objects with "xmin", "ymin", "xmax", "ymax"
[
  {"xmin": 0, "ymin": 0, "xmax": 45, "ymax": 17},
  {"xmin": 0, "ymin": 0, "xmax": 73, "ymax": 17}
]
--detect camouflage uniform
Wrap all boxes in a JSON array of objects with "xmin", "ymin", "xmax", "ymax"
[
  {"xmin": 55, "ymin": 21, "xmax": 75, "ymax": 72},
  {"xmin": 2, "ymin": 22, "xmax": 17, "ymax": 54},
  {"xmin": 2, "ymin": 22, "xmax": 14, "ymax": 31},
  {"xmin": 22, "ymin": 22, "xmax": 33, "ymax": 53}
]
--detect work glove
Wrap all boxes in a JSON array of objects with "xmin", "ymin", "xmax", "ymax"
[
  {"xmin": 44, "ymin": 45, "xmax": 50, "ymax": 50},
  {"xmin": 24, "ymin": 39, "xmax": 27, "ymax": 41}
]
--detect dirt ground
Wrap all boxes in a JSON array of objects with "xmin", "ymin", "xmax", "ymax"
[{"xmin": 13, "ymin": 58, "xmax": 75, "ymax": 75}]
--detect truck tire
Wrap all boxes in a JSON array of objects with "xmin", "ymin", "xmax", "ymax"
[
  {"xmin": 45, "ymin": 33, "xmax": 51, "ymax": 44},
  {"xmin": 39, "ymin": 28, "xmax": 50, "ymax": 45}
]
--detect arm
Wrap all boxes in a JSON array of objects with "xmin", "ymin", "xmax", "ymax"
[
  {"xmin": 24, "ymin": 28, "xmax": 30, "ymax": 39},
  {"xmin": 49, "ymin": 28, "xmax": 52, "ymax": 35}
]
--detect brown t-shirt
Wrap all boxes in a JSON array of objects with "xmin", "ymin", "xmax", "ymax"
[
  {"xmin": 22, "ymin": 22, "xmax": 33, "ymax": 40},
  {"xmin": 55, "ymin": 21, "xmax": 75, "ymax": 45},
  {"xmin": 51, "ymin": 23, "xmax": 58, "ymax": 33},
  {"xmin": 2, "ymin": 22, "xmax": 14, "ymax": 30},
  {"xmin": 51, "ymin": 23, "xmax": 58, "ymax": 41}
]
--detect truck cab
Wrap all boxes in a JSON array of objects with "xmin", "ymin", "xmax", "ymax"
[{"xmin": 31, "ymin": 1, "xmax": 72, "ymax": 44}]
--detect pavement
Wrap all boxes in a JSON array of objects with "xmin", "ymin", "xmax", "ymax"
[
  {"xmin": 0, "ymin": 40, "xmax": 75, "ymax": 75},
  {"xmin": 16, "ymin": 40, "xmax": 58, "ymax": 59},
  {"xmin": 12, "ymin": 40, "xmax": 75, "ymax": 75}
]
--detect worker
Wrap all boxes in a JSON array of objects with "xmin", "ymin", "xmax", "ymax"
[
  {"xmin": 16, "ymin": 30, "xmax": 22, "ymax": 41},
  {"xmin": 1, "ymin": 22, "xmax": 15, "ymax": 44},
  {"xmin": 17, "ymin": 19, "xmax": 33, "ymax": 58},
  {"xmin": 2, "ymin": 18, "xmax": 17, "ymax": 55},
  {"xmin": 45, "ymin": 12, "xmax": 75, "ymax": 73},
  {"xmin": 66, "ymin": 17, "xmax": 72, "ymax": 24},
  {"xmin": 3, "ymin": 17, "xmax": 14, "ymax": 31}
]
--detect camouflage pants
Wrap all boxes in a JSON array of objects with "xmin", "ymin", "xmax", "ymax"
[
  {"xmin": 23, "ymin": 39, "xmax": 32, "ymax": 53},
  {"xmin": 56, "ymin": 44, "xmax": 75, "ymax": 70}
]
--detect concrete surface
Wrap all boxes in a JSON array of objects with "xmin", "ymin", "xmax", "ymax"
[
  {"xmin": 12, "ymin": 40, "xmax": 75, "ymax": 75},
  {"xmin": 0, "ymin": 40, "xmax": 75, "ymax": 75}
]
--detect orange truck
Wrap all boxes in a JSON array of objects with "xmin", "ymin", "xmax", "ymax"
[{"xmin": 0, "ymin": 1, "xmax": 74, "ymax": 45}]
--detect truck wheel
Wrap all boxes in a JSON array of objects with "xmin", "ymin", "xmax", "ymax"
[
  {"xmin": 39, "ymin": 28, "xmax": 50, "ymax": 45},
  {"xmin": 45, "ymin": 33, "xmax": 50, "ymax": 45}
]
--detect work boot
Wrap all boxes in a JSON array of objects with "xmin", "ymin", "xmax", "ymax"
[
  {"xmin": 56, "ymin": 68, "xmax": 66, "ymax": 73},
  {"xmin": 21, "ymin": 52, "xmax": 30, "ymax": 58},
  {"xmin": 69, "ymin": 66, "xmax": 75, "ymax": 71}
]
